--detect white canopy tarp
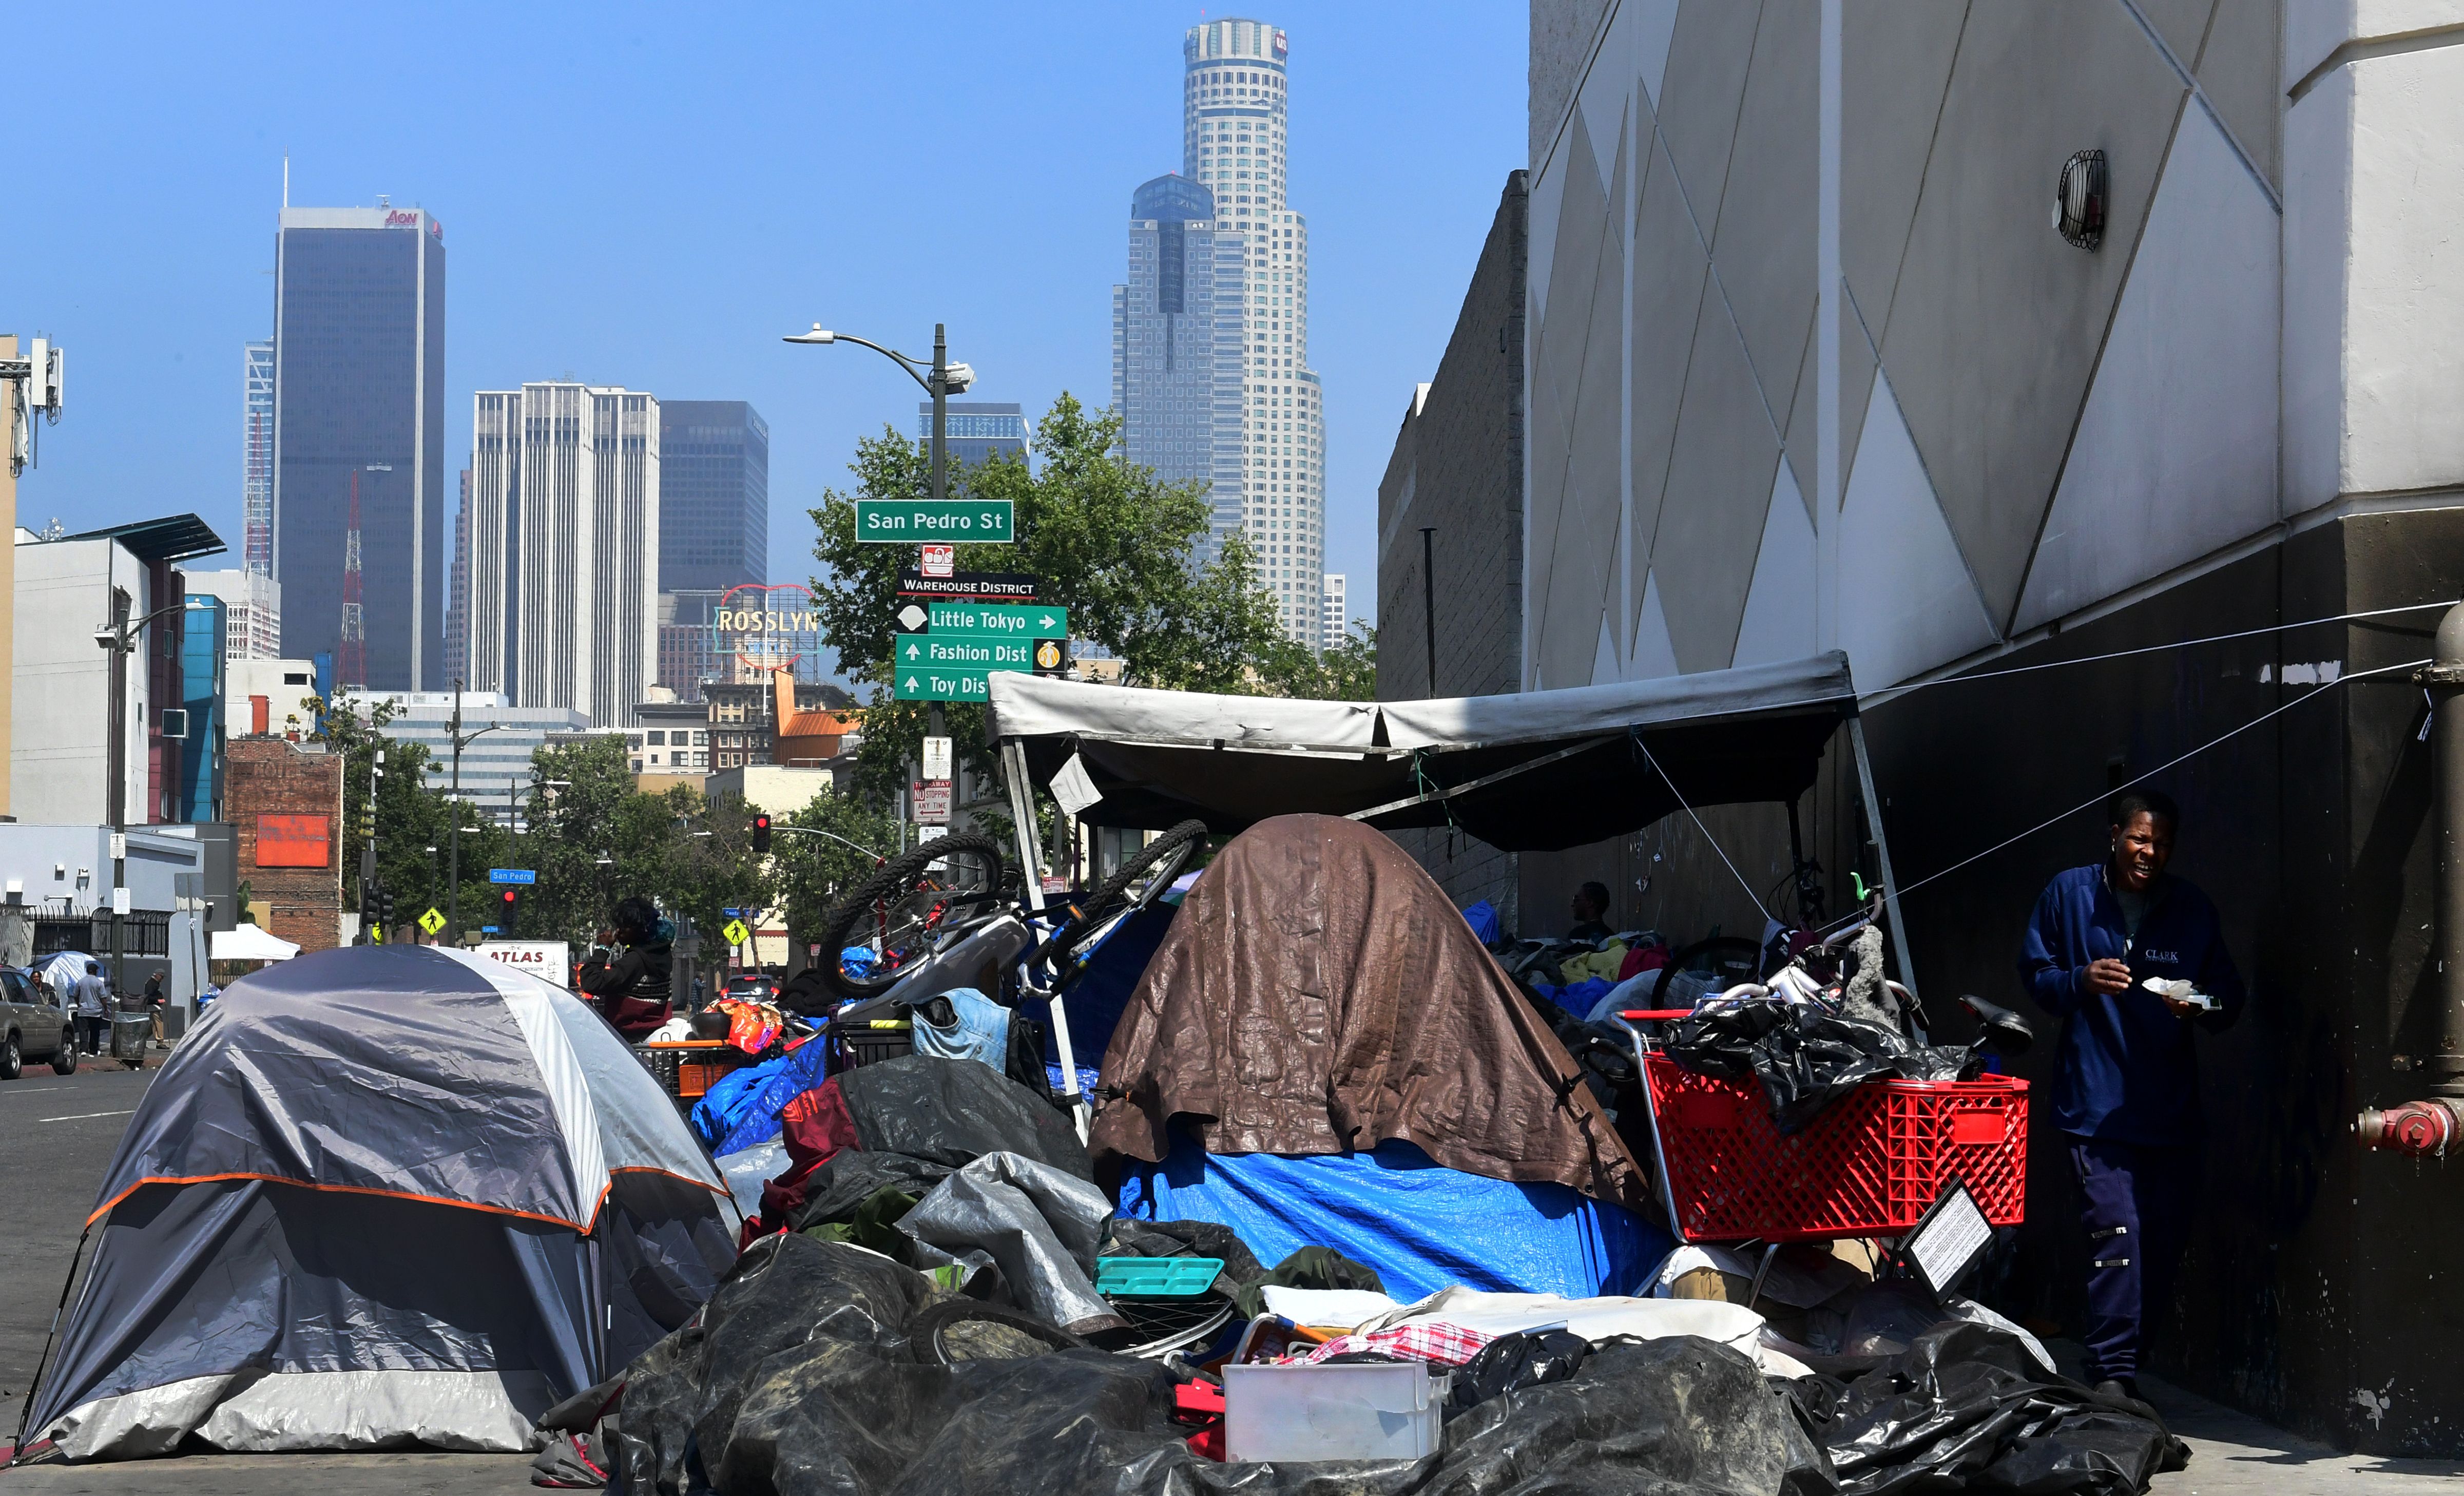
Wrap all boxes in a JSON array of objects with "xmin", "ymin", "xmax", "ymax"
[{"xmin": 211, "ymin": 924, "xmax": 301, "ymax": 962}]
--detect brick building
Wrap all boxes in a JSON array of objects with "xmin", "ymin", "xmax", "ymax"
[{"xmin": 225, "ymin": 736, "xmax": 344, "ymax": 952}]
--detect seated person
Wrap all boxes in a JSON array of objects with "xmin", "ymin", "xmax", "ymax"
[{"xmin": 1567, "ymin": 881, "xmax": 1615, "ymax": 944}]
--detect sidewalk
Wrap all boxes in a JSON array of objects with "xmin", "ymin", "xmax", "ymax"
[{"xmin": 2141, "ymin": 1374, "xmax": 2464, "ymax": 1494}]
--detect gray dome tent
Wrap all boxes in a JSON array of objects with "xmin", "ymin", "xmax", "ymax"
[{"xmin": 23, "ymin": 945, "xmax": 736, "ymax": 1461}]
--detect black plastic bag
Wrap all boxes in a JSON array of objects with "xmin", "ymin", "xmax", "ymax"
[
  {"xmin": 1233, "ymin": 1246, "xmax": 1388, "ymax": 1320},
  {"xmin": 1444, "ymin": 1330, "xmax": 1590, "ymax": 1417},
  {"xmin": 1662, "ymin": 1003, "xmax": 1972, "ymax": 1133},
  {"xmin": 1789, "ymin": 1321, "xmax": 2188, "ymax": 1495}
]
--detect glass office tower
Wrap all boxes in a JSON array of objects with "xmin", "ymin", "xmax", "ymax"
[
  {"xmin": 272, "ymin": 203, "xmax": 447, "ymax": 689},
  {"xmin": 657, "ymin": 401, "xmax": 768, "ymax": 596}
]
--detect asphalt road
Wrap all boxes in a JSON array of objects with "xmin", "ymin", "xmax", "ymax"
[{"xmin": 0, "ymin": 1060, "xmax": 159, "ymax": 1407}]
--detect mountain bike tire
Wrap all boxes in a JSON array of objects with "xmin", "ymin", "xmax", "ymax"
[
  {"xmin": 816, "ymin": 833, "xmax": 1009, "ymax": 1000},
  {"xmin": 1047, "ymin": 820, "xmax": 1209, "ymax": 970}
]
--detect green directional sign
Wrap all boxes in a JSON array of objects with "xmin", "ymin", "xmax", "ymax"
[
  {"xmin": 896, "ymin": 635, "xmax": 1038, "ymax": 670},
  {"xmin": 856, "ymin": 498, "xmax": 1014, "ymax": 543},
  {"xmin": 893, "ymin": 601, "xmax": 1069, "ymax": 638},
  {"xmin": 895, "ymin": 666, "xmax": 999, "ymax": 702}
]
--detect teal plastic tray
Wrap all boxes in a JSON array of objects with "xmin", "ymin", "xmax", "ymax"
[{"xmin": 1095, "ymin": 1257, "xmax": 1224, "ymax": 1297}]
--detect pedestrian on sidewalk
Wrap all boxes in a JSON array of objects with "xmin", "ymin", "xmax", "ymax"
[
  {"xmin": 75, "ymin": 960, "xmax": 109, "ymax": 1054},
  {"xmin": 2019, "ymin": 789, "xmax": 2244, "ymax": 1403},
  {"xmin": 576, "ymin": 896, "xmax": 676, "ymax": 1042},
  {"xmin": 143, "ymin": 967, "xmax": 169, "ymax": 1048}
]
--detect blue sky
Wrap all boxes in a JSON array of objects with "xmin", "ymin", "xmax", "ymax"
[{"xmin": 4, "ymin": 4, "xmax": 1527, "ymax": 630}]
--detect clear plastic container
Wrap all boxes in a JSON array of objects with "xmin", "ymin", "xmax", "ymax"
[{"xmin": 1222, "ymin": 1361, "xmax": 1443, "ymax": 1463}]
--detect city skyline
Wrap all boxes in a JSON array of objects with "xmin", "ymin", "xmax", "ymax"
[{"xmin": 4, "ymin": 6, "xmax": 1524, "ymax": 629}]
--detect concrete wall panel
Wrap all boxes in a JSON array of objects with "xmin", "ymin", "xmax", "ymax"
[
  {"xmin": 1631, "ymin": 569, "xmax": 1682, "ymax": 680},
  {"xmin": 1838, "ymin": 369, "xmax": 1998, "ymax": 686},
  {"xmin": 1840, "ymin": 2, "xmax": 1969, "ymax": 347},
  {"xmin": 1731, "ymin": 459, "xmax": 1818, "ymax": 666},
  {"xmin": 1533, "ymin": 0, "xmax": 1618, "ymax": 168},
  {"xmin": 1577, "ymin": 3, "xmax": 1638, "ymax": 200},
  {"xmin": 1528, "ymin": 114, "xmax": 1612, "ymax": 675},
  {"xmin": 2135, "ymin": 0, "xmax": 2220, "ymax": 70},
  {"xmin": 1651, "ymin": 287, "xmax": 1780, "ymax": 673},
  {"xmin": 1882, "ymin": 0, "xmax": 2189, "ymax": 625},
  {"xmin": 2015, "ymin": 103, "xmax": 2281, "ymax": 632},
  {"xmin": 2282, "ymin": 0, "xmax": 2464, "ymax": 92},
  {"xmin": 1711, "ymin": 0, "xmax": 1819, "ymax": 437},
  {"xmin": 1654, "ymin": 0, "xmax": 1766, "ymax": 238},
  {"xmin": 1631, "ymin": 0, "xmax": 1682, "ymax": 109},
  {"xmin": 1527, "ymin": 147, "xmax": 1567, "ymax": 319},
  {"xmin": 1624, "ymin": 123, "xmax": 1712, "ymax": 649},
  {"xmin": 2195, "ymin": 0, "xmax": 2282, "ymax": 188},
  {"xmin": 1541, "ymin": 129, "xmax": 1633, "ymax": 690}
]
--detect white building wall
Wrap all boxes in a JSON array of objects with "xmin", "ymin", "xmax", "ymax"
[
  {"xmin": 11, "ymin": 535, "xmax": 153, "ymax": 827},
  {"xmin": 181, "ymin": 568, "xmax": 283, "ymax": 661}
]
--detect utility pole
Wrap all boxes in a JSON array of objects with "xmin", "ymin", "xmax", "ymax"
[{"xmin": 105, "ymin": 591, "xmax": 128, "ymax": 996}]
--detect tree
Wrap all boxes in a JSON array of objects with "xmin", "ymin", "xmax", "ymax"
[
  {"xmin": 1259, "ymin": 621, "xmax": 1378, "ymax": 701},
  {"xmin": 772, "ymin": 789, "xmax": 901, "ymax": 943}
]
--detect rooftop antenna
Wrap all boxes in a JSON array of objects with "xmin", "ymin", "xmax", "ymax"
[{"xmin": 282, "ymin": 154, "xmax": 290, "ymax": 209}]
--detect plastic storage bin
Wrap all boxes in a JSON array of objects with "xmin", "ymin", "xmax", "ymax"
[
  {"xmin": 1643, "ymin": 1054, "xmax": 2028, "ymax": 1243},
  {"xmin": 1222, "ymin": 1362, "xmax": 1443, "ymax": 1463}
]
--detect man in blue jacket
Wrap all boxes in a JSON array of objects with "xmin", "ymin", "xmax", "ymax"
[{"xmin": 2019, "ymin": 789, "xmax": 2243, "ymax": 1402}]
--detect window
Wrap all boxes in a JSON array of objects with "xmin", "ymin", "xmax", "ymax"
[{"xmin": 647, "ymin": 730, "xmax": 666, "ymax": 745}]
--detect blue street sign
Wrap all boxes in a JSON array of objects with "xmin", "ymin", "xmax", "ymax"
[
  {"xmin": 489, "ymin": 868, "xmax": 536, "ymax": 885},
  {"xmin": 722, "ymin": 907, "xmax": 743, "ymax": 917},
  {"xmin": 481, "ymin": 926, "xmax": 500, "ymax": 934}
]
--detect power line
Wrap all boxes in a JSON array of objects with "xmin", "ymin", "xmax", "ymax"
[{"xmin": 1635, "ymin": 735, "xmax": 1776, "ymax": 926}]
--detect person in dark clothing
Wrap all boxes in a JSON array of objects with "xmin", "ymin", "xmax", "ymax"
[
  {"xmin": 2019, "ymin": 789, "xmax": 2244, "ymax": 1403},
  {"xmin": 577, "ymin": 896, "xmax": 676, "ymax": 1041},
  {"xmin": 1567, "ymin": 881, "xmax": 1615, "ymax": 943},
  {"xmin": 142, "ymin": 968, "xmax": 169, "ymax": 1048}
]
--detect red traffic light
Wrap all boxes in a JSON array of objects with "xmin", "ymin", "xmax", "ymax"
[
  {"xmin": 753, "ymin": 814, "xmax": 772, "ymax": 854},
  {"xmin": 502, "ymin": 889, "xmax": 518, "ymax": 904}
]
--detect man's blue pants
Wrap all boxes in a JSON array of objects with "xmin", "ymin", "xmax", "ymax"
[{"xmin": 2067, "ymin": 1136, "xmax": 2199, "ymax": 1383}]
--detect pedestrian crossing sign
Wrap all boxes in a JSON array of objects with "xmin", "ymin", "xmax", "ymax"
[
  {"xmin": 418, "ymin": 907, "xmax": 446, "ymax": 936},
  {"xmin": 722, "ymin": 917, "xmax": 752, "ymax": 947}
]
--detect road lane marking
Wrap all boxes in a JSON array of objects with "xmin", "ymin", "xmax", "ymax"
[{"xmin": 38, "ymin": 1109, "xmax": 135, "ymax": 1122}]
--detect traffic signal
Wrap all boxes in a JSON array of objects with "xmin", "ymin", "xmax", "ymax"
[
  {"xmin": 753, "ymin": 814, "xmax": 772, "ymax": 854},
  {"xmin": 499, "ymin": 886, "xmax": 522, "ymax": 932}
]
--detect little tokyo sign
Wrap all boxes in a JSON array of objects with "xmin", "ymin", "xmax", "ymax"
[{"xmin": 856, "ymin": 498, "xmax": 1013, "ymax": 543}]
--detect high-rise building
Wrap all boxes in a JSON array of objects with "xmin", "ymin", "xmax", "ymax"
[
  {"xmin": 1186, "ymin": 19, "xmax": 1322, "ymax": 644},
  {"xmin": 915, "ymin": 401, "xmax": 1030, "ymax": 470},
  {"xmin": 445, "ymin": 468, "xmax": 470, "ymax": 687},
  {"xmin": 1320, "ymin": 573, "xmax": 1346, "ymax": 651},
  {"xmin": 1114, "ymin": 177, "xmax": 1243, "ymax": 563},
  {"xmin": 272, "ymin": 202, "xmax": 446, "ymax": 690},
  {"xmin": 467, "ymin": 383, "xmax": 661, "ymax": 728},
  {"xmin": 242, "ymin": 340, "xmax": 274, "ymax": 576},
  {"xmin": 181, "ymin": 568, "xmax": 283, "ymax": 661},
  {"xmin": 657, "ymin": 401, "xmax": 767, "ymax": 596}
]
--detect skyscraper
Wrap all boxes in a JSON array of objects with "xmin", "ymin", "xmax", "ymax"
[
  {"xmin": 467, "ymin": 383, "xmax": 661, "ymax": 727},
  {"xmin": 657, "ymin": 401, "xmax": 767, "ymax": 595},
  {"xmin": 272, "ymin": 202, "xmax": 446, "ymax": 689},
  {"xmin": 1320, "ymin": 572, "xmax": 1347, "ymax": 651},
  {"xmin": 242, "ymin": 340, "xmax": 273, "ymax": 576},
  {"xmin": 445, "ymin": 468, "xmax": 470, "ymax": 688},
  {"xmin": 1186, "ymin": 19, "xmax": 1322, "ymax": 644},
  {"xmin": 1113, "ymin": 176, "xmax": 1242, "ymax": 558},
  {"xmin": 916, "ymin": 401, "xmax": 1031, "ymax": 470}
]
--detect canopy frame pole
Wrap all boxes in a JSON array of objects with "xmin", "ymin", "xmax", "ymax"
[
  {"xmin": 1847, "ymin": 715, "xmax": 1923, "ymax": 1030},
  {"xmin": 1002, "ymin": 740, "xmax": 1088, "ymax": 1142},
  {"xmin": 1342, "ymin": 733, "xmax": 1622, "ymax": 823}
]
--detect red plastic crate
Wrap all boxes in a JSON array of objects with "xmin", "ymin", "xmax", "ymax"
[{"xmin": 1642, "ymin": 1053, "xmax": 2028, "ymax": 1242}]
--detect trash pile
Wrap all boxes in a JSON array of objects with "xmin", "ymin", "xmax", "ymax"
[{"xmin": 532, "ymin": 817, "xmax": 2187, "ymax": 1495}]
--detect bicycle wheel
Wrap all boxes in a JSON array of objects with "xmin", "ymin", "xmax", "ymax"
[
  {"xmin": 1051, "ymin": 820, "xmax": 1208, "ymax": 966},
  {"xmin": 816, "ymin": 834, "xmax": 1009, "ymax": 999}
]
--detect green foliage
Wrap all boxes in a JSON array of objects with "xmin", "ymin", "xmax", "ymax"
[
  {"xmin": 513, "ymin": 737, "xmax": 776, "ymax": 946},
  {"xmin": 1259, "ymin": 621, "xmax": 1379, "ymax": 701},
  {"xmin": 772, "ymin": 790, "xmax": 902, "ymax": 939}
]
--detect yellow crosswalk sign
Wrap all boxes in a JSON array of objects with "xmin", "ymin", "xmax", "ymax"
[
  {"xmin": 418, "ymin": 907, "xmax": 446, "ymax": 936},
  {"xmin": 722, "ymin": 917, "xmax": 751, "ymax": 947}
]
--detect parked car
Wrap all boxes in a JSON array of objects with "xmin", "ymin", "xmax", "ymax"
[
  {"xmin": 1, "ymin": 965, "xmax": 78, "ymax": 1079},
  {"xmin": 722, "ymin": 973, "xmax": 780, "ymax": 1004}
]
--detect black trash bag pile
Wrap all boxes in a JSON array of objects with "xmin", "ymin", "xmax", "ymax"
[
  {"xmin": 606, "ymin": 1232, "xmax": 1841, "ymax": 1496},
  {"xmin": 1781, "ymin": 1321, "xmax": 2189, "ymax": 1495},
  {"xmin": 1661, "ymin": 1002, "xmax": 1973, "ymax": 1132},
  {"xmin": 1443, "ymin": 1330, "xmax": 1590, "ymax": 1417}
]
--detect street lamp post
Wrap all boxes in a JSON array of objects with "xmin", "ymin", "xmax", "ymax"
[
  {"xmin": 783, "ymin": 321, "xmax": 975, "ymax": 739},
  {"xmin": 439, "ymin": 678, "xmax": 505, "ymax": 943},
  {"xmin": 94, "ymin": 596, "xmax": 184, "ymax": 998}
]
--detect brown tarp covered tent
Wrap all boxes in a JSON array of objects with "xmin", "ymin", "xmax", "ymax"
[{"xmin": 1091, "ymin": 813, "xmax": 1651, "ymax": 1215}]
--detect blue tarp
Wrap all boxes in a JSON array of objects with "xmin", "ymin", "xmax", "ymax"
[
  {"xmin": 1461, "ymin": 899, "xmax": 1502, "ymax": 946},
  {"xmin": 1531, "ymin": 975, "xmax": 1613, "ymax": 1019},
  {"xmin": 1116, "ymin": 1134, "xmax": 1671, "ymax": 1302},
  {"xmin": 691, "ymin": 1038, "xmax": 834, "ymax": 1156},
  {"xmin": 1040, "ymin": 899, "xmax": 1176, "ymax": 1070}
]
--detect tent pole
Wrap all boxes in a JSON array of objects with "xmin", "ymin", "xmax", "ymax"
[
  {"xmin": 1003, "ymin": 741, "xmax": 1088, "ymax": 1142},
  {"xmin": 1847, "ymin": 716, "xmax": 1923, "ymax": 1030},
  {"xmin": 10, "ymin": 1226, "xmax": 89, "ymax": 1463}
]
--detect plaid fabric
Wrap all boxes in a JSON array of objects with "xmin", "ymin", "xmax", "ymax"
[{"xmin": 1292, "ymin": 1321, "xmax": 1493, "ymax": 1367}]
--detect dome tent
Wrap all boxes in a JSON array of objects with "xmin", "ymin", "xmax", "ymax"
[{"xmin": 24, "ymin": 945, "xmax": 735, "ymax": 1461}]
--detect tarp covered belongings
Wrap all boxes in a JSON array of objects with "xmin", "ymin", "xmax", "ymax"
[
  {"xmin": 1661, "ymin": 1001, "xmax": 1974, "ymax": 1133},
  {"xmin": 744, "ymin": 1053, "xmax": 1090, "ymax": 1242},
  {"xmin": 1119, "ymin": 1135, "xmax": 1671, "ymax": 1301},
  {"xmin": 25, "ymin": 945, "xmax": 737, "ymax": 1461},
  {"xmin": 1093, "ymin": 813, "xmax": 1651, "ymax": 1215},
  {"xmin": 609, "ymin": 1232, "xmax": 1834, "ymax": 1496}
]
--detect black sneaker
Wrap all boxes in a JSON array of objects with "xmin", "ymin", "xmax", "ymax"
[{"xmin": 2093, "ymin": 1377, "xmax": 2141, "ymax": 1403}]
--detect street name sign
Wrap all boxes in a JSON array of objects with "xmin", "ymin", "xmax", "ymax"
[
  {"xmin": 856, "ymin": 498, "xmax": 1014, "ymax": 543},
  {"xmin": 489, "ymin": 868, "xmax": 536, "ymax": 885}
]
